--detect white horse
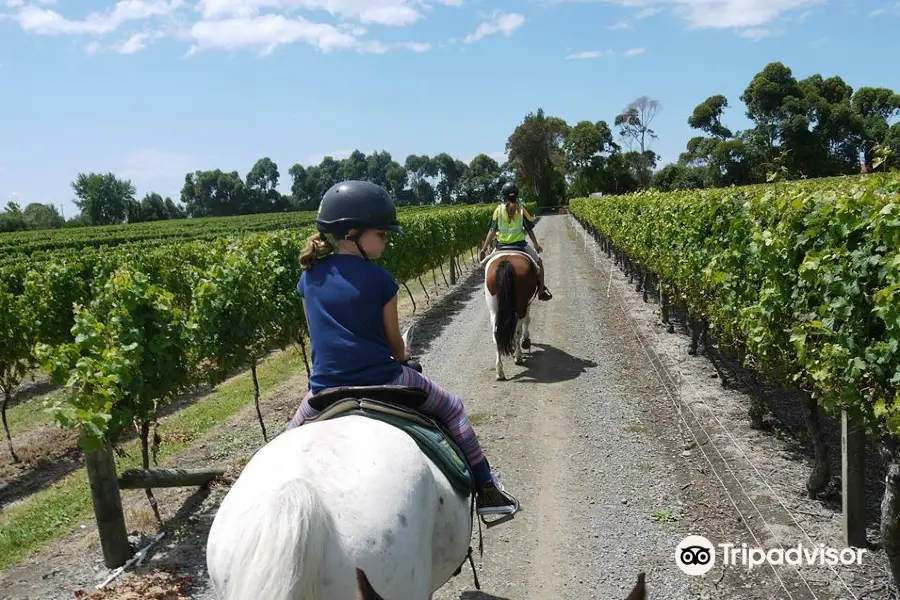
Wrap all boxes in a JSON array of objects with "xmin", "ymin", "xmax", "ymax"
[
  {"xmin": 205, "ymin": 325, "xmax": 650, "ymax": 600},
  {"xmin": 205, "ymin": 327, "xmax": 476, "ymax": 600},
  {"xmin": 482, "ymin": 250, "xmax": 539, "ymax": 380}
]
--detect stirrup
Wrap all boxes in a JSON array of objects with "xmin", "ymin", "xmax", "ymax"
[
  {"xmin": 477, "ymin": 497, "xmax": 519, "ymax": 528},
  {"xmin": 479, "ymin": 510, "xmax": 517, "ymax": 529},
  {"xmin": 476, "ymin": 477, "xmax": 520, "ymax": 528}
]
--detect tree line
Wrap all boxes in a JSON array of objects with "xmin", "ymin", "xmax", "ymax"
[
  {"xmin": 1, "ymin": 150, "xmax": 512, "ymax": 230},
  {"xmin": 3, "ymin": 60, "xmax": 898, "ymax": 231},
  {"xmin": 506, "ymin": 61, "xmax": 900, "ymax": 204}
]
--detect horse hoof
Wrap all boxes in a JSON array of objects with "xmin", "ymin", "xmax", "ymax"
[
  {"xmin": 496, "ymin": 374, "xmax": 505, "ymax": 381},
  {"xmin": 521, "ymin": 338, "xmax": 531, "ymax": 350},
  {"xmin": 515, "ymin": 359, "xmax": 524, "ymax": 366}
]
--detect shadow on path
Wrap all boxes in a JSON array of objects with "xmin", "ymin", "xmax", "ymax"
[
  {"xmin": 507, "ymin": 343, "xmax": 597, "ymax": 384},
  {"xmin": 459, "ymin": 592, "xmax": 513, "ymax": 600}
]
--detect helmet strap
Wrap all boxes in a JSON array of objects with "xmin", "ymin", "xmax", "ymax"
[{"xmin": 347, "ymin": 230, "xmax": 370, "ymax": 261}]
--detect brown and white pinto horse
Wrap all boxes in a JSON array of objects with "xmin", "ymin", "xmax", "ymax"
[{"xmin": 483, "ymin": 248, "xmax": 540, "ymax": 380}]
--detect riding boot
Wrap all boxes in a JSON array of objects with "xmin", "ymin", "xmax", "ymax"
[
  {"xmin": 472, "ymin": 461, "xmax": 519, "ymax": 516},
  {"xmin": 476, "ymin": 471, "xmax": 520, "ymax": 516},
  {"xmin": 537, "ymin": 272, "xmax": 553, "ymax": 301}
]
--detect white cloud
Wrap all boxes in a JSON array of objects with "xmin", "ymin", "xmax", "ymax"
[
  {"xmin": 402, "ymin": 41, "xmax": 431, "ymax": 52},
  {"xmin": 573, "ymin": 0, "xmax": 824, "ymax": 35},
  {"xmin": 462, "ymin": 10, "xmax": 524, "ymax": 43},
  {"xmin": 117, "ymin": 31, "xmax": 153, "ymax": 52},
  {"xmin": 15, "ymin": 1, "xmax": 181, "ymax": 36},
  {"xmin": 188, "ymin": 13, "xmax": 358, "ymax": 54},
  {"xmin": 195, "ymin": 0, "xmax": 442, "ymax": 26},
  {"xmin": 565, "ymin": 49, "xmax": 613, "ymax": 59},
  {"xmin": 606, "ymin": 5, "xmax": 658, "ymax": 29},
  {"xmin": 635, "ymin": 6, "xmax": 660, "ymax": 18},
  {"xmin": 623, "ymin": 47, "xmax": 645, "ymax": 55},
  {"xmin": 4, "ymin": 0, "xmax": 55, "ymax": 7},
  {"xmin": 186, "ymin": 14, "xmax": 434, "ymax": 54},
  {"xmin": 11, "ymin": 0, "xmax": 453, "ymax": 55},
  {"xmin": 81, "ymin": 30, "xmax": 166, "ymax": 54},
  {"xmin": 674, "ymin": 0, "xmax": 823, "ymax": 30},
  {"xmin": 84, "ymin": 40, "xmax": 103, "ymax": 54}
]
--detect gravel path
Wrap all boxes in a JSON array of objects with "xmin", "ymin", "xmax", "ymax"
[{"xmin": 419, "ymin": 214, "xmax": 701, "ymax": 599}]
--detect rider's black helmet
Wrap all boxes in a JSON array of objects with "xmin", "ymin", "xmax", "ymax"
[
  {"xmin": 317, "ymin": 180, "xmax": 404, "ymax": 237},
  {"xmin": 501, "ymin": 181, "xmax": 519, "ymax": 201}
]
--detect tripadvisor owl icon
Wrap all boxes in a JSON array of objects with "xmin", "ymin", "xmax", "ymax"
[{"xmin": 676, "ymin": 535, "xmax": 716, "ymax": 576}]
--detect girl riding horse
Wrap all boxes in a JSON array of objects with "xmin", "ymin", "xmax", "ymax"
[{"xmin": 286, "ymin": 179, "xmax": 519, "ymax": 518}]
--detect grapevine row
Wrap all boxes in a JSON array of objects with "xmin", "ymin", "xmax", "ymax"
[
  {"xmin": 569, "ymin": 173, "xmax": 900, "ymax": 437},
  {"xmin": 1, "ymin": 203, "xmax": 510, "ymax": 459},
  {"xmin": 0, "ymin": 210, "xmax": 318, "ymax": 257},
  {"xmin": 0, "ymin": 203, "xmax": 475, "ymax": 262}
]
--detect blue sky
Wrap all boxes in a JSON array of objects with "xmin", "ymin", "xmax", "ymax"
[{"xmin": 1, "ymin": 0, "xmax": 898, "ymax": 218}]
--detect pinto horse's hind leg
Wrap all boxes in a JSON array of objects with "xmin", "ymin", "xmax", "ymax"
[
  {"xmin": 495, "ymin": 336, "xmax": 505, "ymax": 380},
  {"xmin": 486, "ymin": 284, "xmax": 505, "ymax": 380},
  {"xmin": 514, "ymin": 319, "xmax": 524, "ymax": 365},
  {"xmin": 520, "ymin": 312, "xmax": 531, "ymax": 352}
]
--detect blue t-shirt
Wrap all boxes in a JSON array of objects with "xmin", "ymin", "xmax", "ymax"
[{"xmin": 297, "ymin": 253, "xmax": 403, "ymax": 394}]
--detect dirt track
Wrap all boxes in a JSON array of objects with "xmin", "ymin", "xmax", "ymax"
[{"xmin": 0, "ymin": 215, "xmax": 893, "ymax": 600}]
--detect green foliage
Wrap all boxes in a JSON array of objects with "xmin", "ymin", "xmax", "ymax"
[
  {"xmin": 35, "ymin": 268, "xmax": 191, "ymax": 451},
  {"xmin": 0, "ymin": 210, "xmax": 320, "ymax": 262},
  {"xmin": 72, "ymin": 173, "xmax": 136, "ymax": 226},
  {"xmin": 3, "ymin": 204, "xmax": 505, "ymax": 453},
  {"xmin": 570, "ymin": 173, "xmax": 900, "ymax": 436}
]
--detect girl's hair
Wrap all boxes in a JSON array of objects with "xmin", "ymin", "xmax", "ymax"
[{"xmin": 300, "ymin": 232, "xmax": 335, "ymax": 270}]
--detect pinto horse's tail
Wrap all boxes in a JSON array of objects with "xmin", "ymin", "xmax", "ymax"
[
  {"xmin": 207, "ymin": 477, "xmax": 332, "ymax": 600},
  {"xmin": 494, "ymin": 259, "xmax": 518, "ymax": 356}
]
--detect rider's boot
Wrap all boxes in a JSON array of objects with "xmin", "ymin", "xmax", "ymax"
[
  {"xmin": 537, "ymin": 265, "xmax": 552, "ymax": 301},
  {"xmin": 476, "ymin": 470, "xmax": 519, "ymax": 516},
  {"xmin": 472, "ymin": 461, "xmax": 519, "ymax": 516}
]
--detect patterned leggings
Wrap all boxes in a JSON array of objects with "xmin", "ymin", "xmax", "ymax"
[{"xmin": 286, "ymin": 364, "xmax": 488, "ymax": 475}]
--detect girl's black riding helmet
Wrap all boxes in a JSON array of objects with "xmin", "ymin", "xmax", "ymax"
[
  {"xmin": 316, "ymin": 180, "xmax": 403, "ymax": 260},
  {"xmin": 316, "ymin": 180, "xmax": 404, "ymax": 237}
]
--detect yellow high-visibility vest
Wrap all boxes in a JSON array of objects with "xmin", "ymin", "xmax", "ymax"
[{"xmin": 496, "ymin": 203, "xmax": 526, "ymax": 244}]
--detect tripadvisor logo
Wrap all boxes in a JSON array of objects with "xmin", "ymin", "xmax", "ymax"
[
  {"xmin": 675, "ymin": 535, "xmax": 715, "ymax": 576},
  {"xmin": 675, "ymin": 535, "xmax": 867, "ymax": 574}
]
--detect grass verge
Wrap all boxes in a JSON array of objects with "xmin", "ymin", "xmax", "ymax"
[
  {"xmin": 0, "ymin": 347, "xmax": 304, "ymax": 570},
  {"xmin": 3, "ymin": 388, "xmax": 65, "ymax": 439}
]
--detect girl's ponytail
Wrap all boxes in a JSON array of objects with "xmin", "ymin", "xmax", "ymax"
[{"xmin": 300, "ymin": 232, "xmax": 334, "ymax": 270}]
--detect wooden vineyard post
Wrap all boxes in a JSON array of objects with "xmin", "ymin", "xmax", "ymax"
[
  {"xmin": 449, "ymin": 255, "xmax": 457, "ymax": 285},
  {"xmin": 842, "ymin": 410, "xmax": 866, "ymax": 548},
  {"xmin": 118, "ymin": 467, "xmax": 226, "ymax": 489},
  {"xmin": 85, "ymin": 441, "xmax": 131, "ymax": 568}
]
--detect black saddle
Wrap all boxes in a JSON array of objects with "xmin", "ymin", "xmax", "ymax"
[
  {"xmin": 495, "ymin": 244, "xmax": 530, "ymax": 252},
  {"xmin": 308, "ymin": 385, "xmax": 428, "ymax": 412}
]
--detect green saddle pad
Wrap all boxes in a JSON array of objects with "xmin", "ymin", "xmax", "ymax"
[{"xmin": 336, "ymin": 408, "xmax": 473, "ymax": 496}]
